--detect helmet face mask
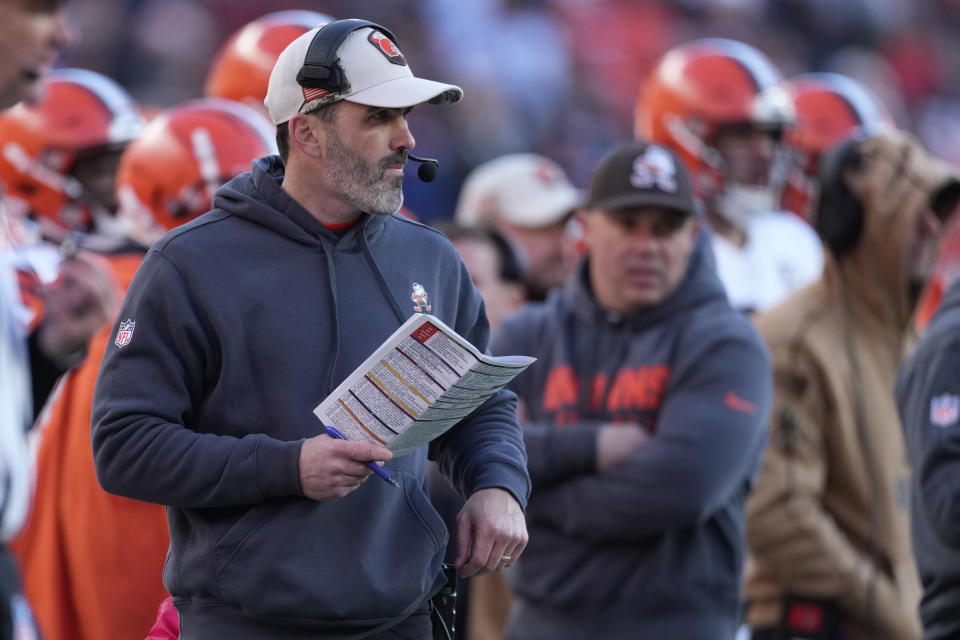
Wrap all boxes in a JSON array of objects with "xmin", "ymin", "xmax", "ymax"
[
  {"xmin": 636, "ymin": 39, "xmax": 794, "ymax": 226},
  {"xmin": 71, "ymin": 146, "xmax": 126, "ymax": 212},
  {"xmin": 752, "ymin": 84, "xmax": 795, "ymax": 129}
]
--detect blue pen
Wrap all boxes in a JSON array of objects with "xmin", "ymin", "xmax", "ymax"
[{"xmin": 323, "ymin": 425, "xmax": 400, "ymax": 488}]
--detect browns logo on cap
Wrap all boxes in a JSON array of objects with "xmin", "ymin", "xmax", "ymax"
[
  {"xmin": 264, "ymin": 22, "xmax": 462, "ymax": 125},
  {"xmin": 368, "ymin": 31, "xmax": 406, "ymax": 66},
  {"xmin": 586, "ymin": 141, "xmax": 698, "ymax": 217}
]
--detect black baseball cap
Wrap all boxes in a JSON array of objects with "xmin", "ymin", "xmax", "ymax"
[{"xmin": 585, "ymin": 141, "xmax": 697, "ymax": 217}]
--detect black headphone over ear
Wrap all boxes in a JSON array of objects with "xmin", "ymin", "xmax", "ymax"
[
  {"xmin": 486, "ymin": 227, "xmax": 527, "ymax": 286},
  {"xmin": 815, "ymin": 134, "xmax": 866, "ymax": 258},
  {"xmin": 296, "ymin": 19, "xmax": 400, "ymax": 94}
]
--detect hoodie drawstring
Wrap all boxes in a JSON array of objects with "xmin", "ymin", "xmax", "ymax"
[
  {"xmin": 321, "ymin": 243, "xmax": 341, "ymax": 394},
  {"xmin": 359, "ymin": 228, "xmax": 407, "ymax": 324}
]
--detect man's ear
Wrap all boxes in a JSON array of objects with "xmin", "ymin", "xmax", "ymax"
[{"xmin": 288, "ymin": 114, "xmax": 325, "ymax": 159}]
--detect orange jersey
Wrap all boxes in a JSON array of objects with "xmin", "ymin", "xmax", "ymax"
[
  {"xmin": 916, "ymin": 215, "xmax": 960, "ymax": 332},
  {"xmin": 10, "ymin": 250, "xmax": 170, "ymax": 640}
]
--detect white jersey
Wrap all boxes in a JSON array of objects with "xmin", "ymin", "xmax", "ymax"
[
  {"xmin": 711, "ymin": 210, "xmax": 823, "ymax": 313},
  {"xmin": 0, "ymin": 240, "xmax": 32, "ymax": 541}
]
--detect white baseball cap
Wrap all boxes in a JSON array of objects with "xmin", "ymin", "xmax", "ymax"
[
  {"xmin": 264, "ymin": 22, "xmax": 462, "ymax": 125},
  {"xmin": 455, "ymin": 154, "xmax": 582, "ymax": 229}
]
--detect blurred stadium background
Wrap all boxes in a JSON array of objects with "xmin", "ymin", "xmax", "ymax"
[{"xmin": 58, "ymin": 0, "xmax": 960, "ymax": 222}]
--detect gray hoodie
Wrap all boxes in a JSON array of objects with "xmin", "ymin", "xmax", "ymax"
[
  {"xmin": 492, "ymin": 231, "xmax": 771, "ymax": 639},
  {"xmin": 92, "ymin": 156, "xmax": 530, "ymax": 639}
]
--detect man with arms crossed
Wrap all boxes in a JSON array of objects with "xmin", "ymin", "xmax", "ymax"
[{"xmin": 494, "ymin": 141, "xmax": 771, "ymax": 639}]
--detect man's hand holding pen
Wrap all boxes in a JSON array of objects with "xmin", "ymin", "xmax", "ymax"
[{"xmin": 298, "ymin": 433, "xmax": 394, "ymax": 501}]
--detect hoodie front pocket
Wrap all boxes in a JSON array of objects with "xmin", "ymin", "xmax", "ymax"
[{"xmin": 213, "ymin": 480, "xmax": 447, "ymax": 622}]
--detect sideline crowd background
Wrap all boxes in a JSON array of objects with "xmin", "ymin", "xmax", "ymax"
[
  {"xmin": 5, "ymin": 1, "xmax": 960, "ymax": 639},
  {"xmin": 57, "ymin": 0, "xmax": 960, "ymax": 222}
]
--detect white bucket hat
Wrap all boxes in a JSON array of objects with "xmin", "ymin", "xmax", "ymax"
[{"xmin": 264, "ymin": 21, "xmax": 462, "ymax": 125}]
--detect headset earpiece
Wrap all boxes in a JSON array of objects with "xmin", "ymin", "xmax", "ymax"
[
  {"xmin": 295, "ymin": 19, "xmax": 399, "ymax": 93},
  {"xmin": 815, "ymin": 135, "xmax": 866, "ymax": 258}
]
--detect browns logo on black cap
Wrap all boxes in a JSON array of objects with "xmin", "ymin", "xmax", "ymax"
[{"xmin": 586, "ymin": 141, "xmax": 698, "ymax": 217}]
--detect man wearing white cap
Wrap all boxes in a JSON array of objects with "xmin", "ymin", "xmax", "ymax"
[
  {"xmin": 455, "ymin": 153, "xmax": 581, "ymax": 300},
  {"xmin": 91, "ymin": 19, "xmax": 530, "ymax": 640}
]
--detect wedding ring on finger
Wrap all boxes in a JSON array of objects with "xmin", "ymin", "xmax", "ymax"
[{"xmin": 500, "ymin": 555, "xmax": 512, "ymax": 563}]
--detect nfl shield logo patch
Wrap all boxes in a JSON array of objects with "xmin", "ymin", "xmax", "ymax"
[
  {"xmin": 930, "ymin": 394, "xmax": 960, "ymax": 428},
  {"xmin": 115, "ymin": 319, "xmax": 135, "ymax": 348}
]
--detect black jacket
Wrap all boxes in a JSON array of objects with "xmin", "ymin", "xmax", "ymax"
[{"xmin": 896, "ymin": 277, "xmax": 960, "ymax": 640}]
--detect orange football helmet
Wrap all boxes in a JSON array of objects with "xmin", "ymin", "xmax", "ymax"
[
  {"xmin": 115, "ymin": 98, "xmax": 278, "ymax": 246},
  {"xmin": 204, "ymin": 10, "xmax": 334, "ymax": 109},
  {"xmin": 0, "ymin": 68, "xmax": 143, "ymax": 235},
  {"xmin": 780, "ymin": 72, "xmax": 894, "ymax": 221},
  {"xmin": 635, "ymin": 38, "xmax": 794, "ymax": 207}
]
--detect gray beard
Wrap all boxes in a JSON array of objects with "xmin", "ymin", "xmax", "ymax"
[
  {"xmin": 362, "ymin": 186, "xmax": 404, "ymax": 216},
  {"xmin": 324, "ymin": 129, "xmax": 404, "ymax": 215}
]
